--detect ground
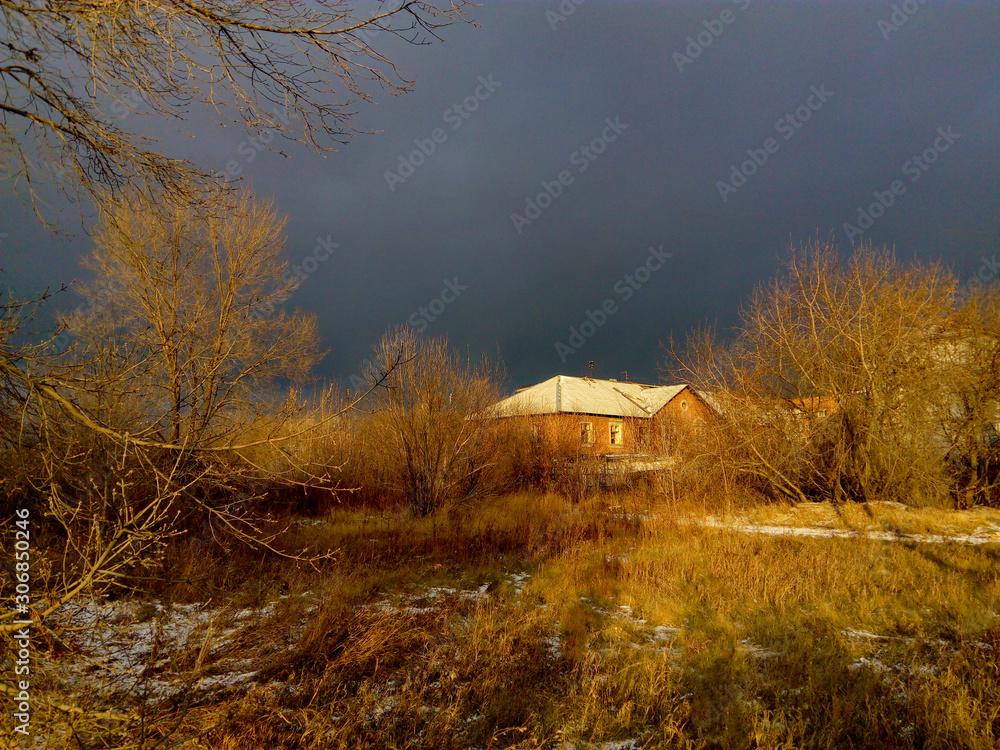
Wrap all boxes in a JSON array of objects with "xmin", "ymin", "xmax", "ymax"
[{"xmin": 37, "ymin": 494, "xmax": 1000, "ymax": 749}]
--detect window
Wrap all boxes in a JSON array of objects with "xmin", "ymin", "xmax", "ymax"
[
  {"xmin": 680, "ymin": 399, "xmax": 689, "ymax": 412},
  {"xmin": 531, "ymin": 422, "xmax": 542, "ymax": 440},
  {"xmin": 580, "ymin": 421, "xmax": 594, "ymax": 446},
  {"xmin": 609, "ymin": 422, "xmax": 623, "ymax": 446}
]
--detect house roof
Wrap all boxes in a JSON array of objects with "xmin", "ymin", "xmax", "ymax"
[
  {"xmin": 692, "ymin": 389, "xmax": 724, "ymax": 415},
  {"xmin": 491, "ymin": 375, "xmax": 690, "ymax": 419}
]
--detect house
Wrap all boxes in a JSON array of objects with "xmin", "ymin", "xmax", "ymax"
[
  {"xmin": 489, "ymin": 375, "xmax": 713, "ymax": 455},
  {"xmin": 789, "ymin": 395, "xmax": 839, "ymax": 420}
]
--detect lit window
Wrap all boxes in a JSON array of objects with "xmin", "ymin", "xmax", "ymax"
[
  {"xmin": 580, "ymin": 422, "xmax": 594, "ymax": 445},
  {"xmin": 531, "ymin": 422, "xmax": 542, "ymax": 440},
  {"xmin": 609, "ymin": 422, "xmax": 623, "ymax": 445}
]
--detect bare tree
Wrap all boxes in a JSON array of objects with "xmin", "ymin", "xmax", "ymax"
[
  {"xmin": 1, "ymin": 184, "xmax": 406, "ymax": 571},
  {"xmin": 0, "ymin": 184, "xmax": 410, "ymax": 640},
  {"xmin": 0, "ymin": 1, "xmax": 473, "ymax": 215},
  {"xmin": 1, "ymin": 187, "xmax": 317, "ymax": 620},
  {"xmin": 369, "ymin": 329, "xmax": 504, "ymax": 516},
  {"xmin": 0, "ymin": 163, "xmax": 431, "ymax": 750},
  {"xmin": 63, "ymin": 185, "xmax": 320, "ymax": 449},
  {"xmin": 0, "ymin": 188, "xmax": 321, "ymax": 621},
  {"xmin": 674, "ymin": 241, "xmax": 997, "ymax": 506}
]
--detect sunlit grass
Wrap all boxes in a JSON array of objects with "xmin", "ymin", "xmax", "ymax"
[{"xmin": 50, "ymin": 490, "xmax": 1000, "ymax": 749}]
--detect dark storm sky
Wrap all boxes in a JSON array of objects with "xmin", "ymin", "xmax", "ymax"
[{"xmin": 2, "ymin": 1, "xmax": 999, "ymax": 390}]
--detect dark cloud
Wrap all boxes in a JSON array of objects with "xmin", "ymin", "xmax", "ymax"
[{"xmin": 3, "ymin": 0, "xmax": 998, "ymax": 389}]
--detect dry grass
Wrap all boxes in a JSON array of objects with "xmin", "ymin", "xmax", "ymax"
[{"xmin": 16, "ymin": 490, "xmax": 1000, "ymax": 749}]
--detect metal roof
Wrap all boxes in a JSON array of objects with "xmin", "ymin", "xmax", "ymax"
[{"xmin": 492, "ymin": 375, "xmax": 690, "ymax": 419}]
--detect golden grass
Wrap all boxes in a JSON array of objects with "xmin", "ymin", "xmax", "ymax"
[{"xmin": 25, "ymin": 491, "xmax": 1000, "ymax": 749}]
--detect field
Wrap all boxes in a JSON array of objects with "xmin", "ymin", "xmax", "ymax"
[{"xmin": 44, "ymin": 493, "xmax": 1000, "ymax": 750}]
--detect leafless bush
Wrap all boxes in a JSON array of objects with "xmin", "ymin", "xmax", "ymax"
[
  {"xmin": 364, "ymin": 330, "xmax": 506, "ymax": 517},
  {"xmin": 674, "ymin": 240, "xmax": 1000, "ymax": 507}
]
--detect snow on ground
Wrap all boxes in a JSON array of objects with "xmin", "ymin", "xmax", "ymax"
[
  {"xmin": 371, "ymin": 580, "xmax": 495, "ymax": 616},
  {"xmin": 605, "ymin": 500, "xmax": 1000, "ymax": 546},
  {"xmin": 842, "ymin": 628, "xmax": 889, "ymax": 641},
  {"xmin": 51, "ymin": 572, "xmax": 538, "ymax": 710},
  {"xmin": 686, "ymin": 517, "xmax": 1000, "ymax": 546},
  {"xmin": 509, "ymin": 571, "xmax": 531, "ymax": 594},
  {"xmin": 54, "ymin": 593, "xmax": 316, "ymax": 704}
]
